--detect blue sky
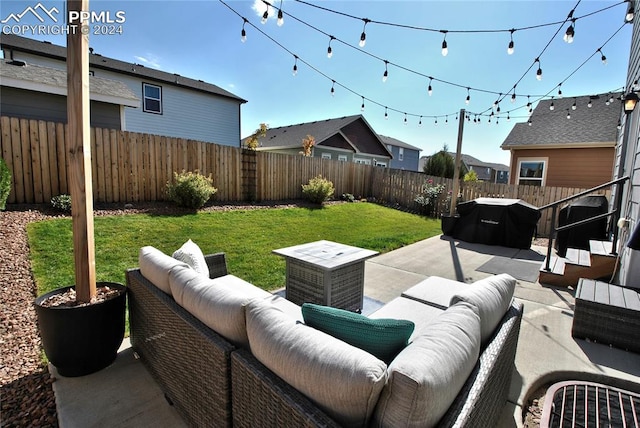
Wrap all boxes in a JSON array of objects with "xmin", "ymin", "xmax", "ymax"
[{"xmin": 1, "ymin": 0, "xmax": 633, "ymax": 166}]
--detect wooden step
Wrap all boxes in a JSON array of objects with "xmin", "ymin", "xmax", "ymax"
[{"xmin": 538, "ymin": 242, "xmax": 618, "ymax": 288}]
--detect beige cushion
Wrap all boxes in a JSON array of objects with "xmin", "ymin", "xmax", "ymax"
[
  {"xmin": 262, "ymin": 294, "xmax": 303, "ymax": 322},
  {"xmin": 245, "ymin": 299, "xmax": 387, "ymax": 427},
  {"xmin": 372, "ymin": 301, "xmax": 481, "ymax": 428},
  {"xmin": 139, "ymin": 246, "xmax": 189, "ymax": 294},
  {"xmin": 450, "ymin": 273, "xmax": 516, "ymax": 344},
  {"xmin": 401, "ymin": 276, "xmax": 470, "ymax": 309},
  {"xmin": 368, "ymin": 296, "xmax": 444, "ymax": 341},
  {"xmin": 169, "ymin": 266, "xmax": 271, "ymax": 347},
  {"xmin": 172, "ymin": 239, "xmax": 209, "ymax": 276}
]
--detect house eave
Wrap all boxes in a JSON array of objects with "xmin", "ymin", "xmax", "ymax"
[{"xmin": 502, "ymin": 142, "xmax": 615, "ymax": 150}]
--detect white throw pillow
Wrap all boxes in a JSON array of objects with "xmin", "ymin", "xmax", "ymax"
[
  {"xmin": 372, "ymin": 301, "xmax": 481, "ymax": 428},
  {"xmin": 172, "ymin": 239, "xmax": 209, "ymax": 277},
  {"xmin": 449, "ymin": 273, "xmax": 516, "ymax": 344},
  {"xmin": 245, "ymin": 299, "xmax": 388, "ymax": 427}
]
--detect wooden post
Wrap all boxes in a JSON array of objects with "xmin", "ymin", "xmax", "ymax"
[
  {"xmin": 67, "ymin": 0, "xmax": 96, "ymax": 303},
  {"xmin": 449, "ymin": 108, "xmax": 465, "ymax": 215}
]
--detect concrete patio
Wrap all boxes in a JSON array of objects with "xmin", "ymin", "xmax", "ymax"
[{"xmin": 51, "ymin": 234, "xmax": 640, "ymax": 427}]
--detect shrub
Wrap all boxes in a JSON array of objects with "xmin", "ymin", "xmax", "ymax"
[
  {"xmin": 464, "ymin": 170, "xmax": 479, "ymax": 182},
  {"xmin": 0, "ymin": 158, "xmax": 11, "ymax": 211},
  {"xmin": 302, "ymin": 175, "xmax": 335, "ymax": 204},
  {"xmin": 166, "ymin": 170, "xmax": 217, "ymax": 208},
  {"xmin": 341, "ymin": 193, "xmax": 356, "ymax": 202},
  {"xmin": 414, "ymin": 179, "xmax": 445, "ymax": 217},
  {"xmin": 51, "ymin": 194, "xmax": 72, "ymax": 213}
]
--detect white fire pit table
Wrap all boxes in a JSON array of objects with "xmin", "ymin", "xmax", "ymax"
[{"xmin": 273, "ymin": 240, "xmax": 378, "ymax": 312}]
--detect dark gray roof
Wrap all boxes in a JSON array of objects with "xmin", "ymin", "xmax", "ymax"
[
  {"xmin": 1, "ymin": 34, "xmax": 246, "ymax": 103},
  {"xmin": 501, "ymin": 92, "xmax": 622, "ymax": 149},
  {"xmin": 377, "ymin": 135, "xmax": 422, "ymax": 152},
  {"xmin": 1, "ymin": 59, "xmax": 139, "ymax": 106},
  {"xmin": 251, "ymin": 115, "xmax": 391, "ymax": 157}
]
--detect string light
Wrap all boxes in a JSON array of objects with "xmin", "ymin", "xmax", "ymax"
[
  {"xmin": 609, "ymin": 94, "xmax": 615, "ymax": 103},
  {"xmin": 535, "ymin": 58, "xmax": 543, "ymax": 80},
  {"xmin": 428, "ymin": 77, "xmax": 433, "ymax": 96},
  {"xmin": 558, "ymin": 83, "xmax": 563, "ymax": 97},
  {"xmin": 572, "ymin": 98, "xmax": 577, "ymax": 110},
  {"xmin": 327, "ymin": 36, "xmax": 334, "ymax": 58},
  {"xmin": 445, "ymin": 115, "xmax": 449, "ymax": 124},
  {"xmin": 550, "ymin": 98, "xmax": 555, "ymax": 110},
  {"xmin": 566, "ymin": 109, "xmax": 571, "ymax": 119},
  {"xmin": 434, "ymin": 118, "xmax": 438, "ymax": 126},
  {"xmin": 511, "ymin": 90, "xmax": 516, "ymax": 103},
  {"xmin": 277, "ymin": 1, "xmax": 284, "ymax": 26},
  {"xmin": 382, "ymin": 60, "xmax": 389, "ymax": 82},
  {"xmin": 241, "ymin": 18, "xmax": 248, "ymax": 42},
  {"xmin": 359, "ymin": 18, "xmax": 370, "ymax": 47},
  {"xmin": 361, "ymin": 97, "xmax": 365, "ymax": 111},
  {"xmin": 404, "ymin": 113, "xmax": 408, "ymax": 125},
  {"xmin": 507, "ymin": 113, "xmax": 511, "ymax": 121},
  {"xmin": 418, "ymin": 116, "xmax": 422, "ymax": 127},
  {"xmin": 292, "ymin": 55, "xmax": 298, "ymax": 76},
  {"xmin": 261, "ymin": 9, "xmax": 269, "ymax": 24},
  {"xmin": 465, "ymin": 87, "xmax": 471, "ymax": 105},
  {"xmin": 626, "ymin": 0, "xmax": 635, "ymax": 22},
  {"xmin": 528, "ymin": 119, "xmax": 532, "ymax": 126},
  {"xmin": 507, "ymin": 29, "xmax": 515, "ymax": 55},
  {"xmin": 588, "ymin": 99, "xmax": 593, "ymax": 108},
  {"xmin": 330, "ymin": 80, "xmax": 335, "ymax": 96},
  {"xmin": 598, "ymin": 48, "xmax": 607, "ymax": 64},
  {"xmin": 563, "ymin": 19, "xmax": 575, "ymax": 43},
  {"xmin": 617, "ymin": 119, "xmax": 622, "ymax": 130},
  {"xmin": 441, "ymin": 31, "xmax": 448, "ymax": 56},
  {"xmin": 384, "ymin": 106, "xmax": 388, "ymax": 119}
]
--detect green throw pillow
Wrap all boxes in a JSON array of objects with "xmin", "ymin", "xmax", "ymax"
[{"xmin": 301, "ymin": 303, "xmax": 415, "ymax": 364}]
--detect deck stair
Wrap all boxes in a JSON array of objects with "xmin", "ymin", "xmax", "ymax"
[{"xmin": 539, "ymin": 240, "xmax": 618, "ymax": 287}]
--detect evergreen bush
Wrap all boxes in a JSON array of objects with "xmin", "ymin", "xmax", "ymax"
[
  {"xmin": 302, "ymin": 175, "xmax": 335, "ymax": 204},
  {"xmin": 166, "ymin": 170, "xmax": 217, "ymax": 208},
  {"xmin": 51, "ymin": 194, "xmax": 72, "ymax": 213}
]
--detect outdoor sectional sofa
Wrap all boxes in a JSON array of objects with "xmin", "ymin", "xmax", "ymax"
[{"xmin": 126, "ymin": 244, "xmax": 523, "ymax": 428}]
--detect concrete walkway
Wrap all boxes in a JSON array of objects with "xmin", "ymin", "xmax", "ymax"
[{"xmin": 51, "ymin": 235, "xmax": 640, "ymax": 427}]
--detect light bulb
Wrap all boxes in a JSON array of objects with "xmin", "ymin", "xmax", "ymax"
[
  {"xmin": 428, "ymin": 79, "xmax": 433, "ymax": 96},
  {"xmin": 404, "ymin": 114, "xmax": 408, "ymax": 125},
  {"xmin": 382, "ymin": 71, "xmax": 388, "ymax": 83},
  {"xmin": 572, "ymin": 100, "xmax": 577, "ymax": 110},
  {"xmin": 292, "ymin": 64, "xmax": 297, "ymax": 76},
  {"xmin": 507, "ymin": 114, "xmax": 511, "ymax": 121},
  {"xmin": 536, "ymin": 67, "xmax": 542, "ymax": 81},
  {"xmin": 528, "ymin": 119, "xmax": 532, "ymax": 126},
  {"xmin": 434, "ymin": 118, "xmax": 438, "ymax": 126},
  {"xmin": 550, "ymin": 101, "xmax": 555, "ymax": 111},
  {"xmin": 609, "ymin": 95, "xmax": 615, "ymax": 103},
  {"xmin": 625, "ymin": 2, "xmax": 634, "ymax": 22},
  {"xmin": 599, "ymin": 49, "xmax": 607, "ymax": 64},
  {"xmin": 261, "ymin": 10, "xmax": 268, "ymax": 24},
  {"xmin": 327, "ymin": 46, "xmax": 332, "ymax": 58},
  {"xmin": 567, "ymin": 111, "xmax": 571, "ymax": 119},
  {"xmin": 465, "ymin": 95, "xmax": 470, "ymax": 105},
  {"xmin": 563, "ymin": 24, "xmax": 574, "ymax": 43},
  {"xmin": 617, "ymin": 119, "xmax": 622, "ymax": 130},
  {"xmin": 511, "ymin": 93, "xmax": 516, "ymax": 103},
  {"xmin": 441, "ymin": 40, "xmax": 448, "ymax": 57},
  {"xmin": 588, "ymin": 100, "xmax": 593, "ymax": 108},
  {"xmin": 418, "ymin": 116, "xmax": 422, "ymax": 127},
  {"xmin": 508, "ymin": 40, "xmax": 514, "ymax": 55},
  {"xmin": 361, "ymin": 98, "xmax": 365, "ymax": 111},
  {"xmin": 330, "ymin": 81, "xmax": 335, "ymax": 97},
  {"xmin": 241, "ymin": 28, "xmax": 246, "ymax": 43},
  {"xmin": 277, "ymin": 9, "xmax": 284, "ymax": 26}
]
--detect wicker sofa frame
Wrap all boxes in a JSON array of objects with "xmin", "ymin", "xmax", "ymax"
[{"xmin": 127, "ymin": 252, "xmax": 523, "ymax": 428}]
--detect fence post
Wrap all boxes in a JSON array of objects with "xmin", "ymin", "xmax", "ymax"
[{"xmin": 242, "ymin": 148, "xmax": 257, "ymax": 202}]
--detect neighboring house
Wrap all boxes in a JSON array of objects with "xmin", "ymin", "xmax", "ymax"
[
  {"xmin": 419, "ymin": 153, "xmax": 509, "ymax": 183},
  {"xmin": 0, "ymin": 59, "xmax": 139, "ymax": 129},
  {"xmin": 377, "ymin": 135, "xmax": 421, "ymax": 171},
  {"xmin": 501, "ymin": 92, "xmax": 621, "ymax": 188},
  {"xmin": 1, "ymin": 34, "xmax": 246, "ymax": 147},
  {"xmin": 250, "ymin": 115, "xmax": 392, "ymax": 167}
]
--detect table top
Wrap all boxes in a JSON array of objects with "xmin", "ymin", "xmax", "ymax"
[
  {"xmin": 576, "ymin": 278, "xmax": 640, "ymax": 311},
  {"xmin": 272, "ymin": 240, "xmax": 378, "ymax": 270}
]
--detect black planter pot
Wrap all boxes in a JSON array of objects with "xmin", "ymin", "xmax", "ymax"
[
  {"xmin": 441, "ymin": 214, "xmax": 460, "ymax": 236},
  {"xmin": 34, "ymin": 282, "xmax": 127, "ymax": 377}
]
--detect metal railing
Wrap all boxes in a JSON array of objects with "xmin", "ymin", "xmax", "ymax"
[{"xmin": 539, "ymin": 176, "xmax": 630, "ymax": 272}]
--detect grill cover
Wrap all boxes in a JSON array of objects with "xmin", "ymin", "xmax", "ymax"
[
  {"xmin": 555, "ymin": 195, "xmax": 608, "ymax": 256},
  {"xmin": 452, "ymin": 198, "xmax": 541, "ymax": 249}
]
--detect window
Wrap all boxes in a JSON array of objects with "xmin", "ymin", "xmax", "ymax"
[
  {"xmin": 517, "ymin": 159, "xmax": 546, "ymax": 186},
  {"xmin": 143, "ymin": 83, "xmax": 162, "ymax": 114},
  {"xmin": 399, "ymin": 148, "xmax": 404, "ymax": 161},
  {"xmin": 354, "ymin": 158, "xmax": 371, "ymax": 165},
  {"xmin": 375, "ymin": 161, "xmax": 387, "ymax": 167},
  {"xmin": 321, "ymin": 153, "xmax": 332, "ymax": 160},
  {"xmin": 338, "ymin": 155, "xmax": 348, "ymax": 162},
  {"xmin": 387, "ymin": 144, "xmax": 393, "ymax": 153}
]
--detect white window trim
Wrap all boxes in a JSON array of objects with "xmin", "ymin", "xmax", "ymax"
[
  {"xmin": 375, "ymin": 161, "xmax": 387, "ymax": 167},
  {"xmin": 354, "ymin": 158, "xmax": 371, "ymax": 165},
  {"xmin": 398, "ymin": 147, "xmax": 404, "ymax": 161},
  {"xmin": 516, "ymin": 157, "xmax": 548, "ymax": 186},
  {"xmin": 143, "ymin": 82, "xmax": 162, "ymax": 114},
  {"xmin": 321, "ymin": 153, "xmax": 332, "ymax": 159},
  {"xmin": 338, "ymin": 154, "xmax": 348, "ymax": 161}
]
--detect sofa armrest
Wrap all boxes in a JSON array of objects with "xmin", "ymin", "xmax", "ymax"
[
  {"xmin": 231, "ymin": 348, "xmax": 341, "ymax": 428},
  {"xmin": 205, "ymin": 252, "xmax": 228, "ymax": 279},
  {"xmin": 437, "ymin": 301, "xmax": 523, "ymax": 428}
]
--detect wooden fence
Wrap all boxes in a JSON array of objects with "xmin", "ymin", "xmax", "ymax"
[{"xmin": 1, "ymin": 116, "xmax": 611, "ymax": 236}]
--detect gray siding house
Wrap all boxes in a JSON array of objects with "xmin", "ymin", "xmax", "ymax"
[
  {"xmin": 1, "ymin": 59, "xmax": 139, "ymax": 129},
  {"xmin": 250, "ymin": 115, "xmax": 392, "ymax": 167},
  {"xmin": 419, "ymin": 152, "xmax": 509, "ymax": 183},
  {"xmin": 377, "ymin": 135, "xmax": 421, "ymax": 171},
  {"xmin": 1, "ymin": 34, "xmax": 246, "ymax": 147}
]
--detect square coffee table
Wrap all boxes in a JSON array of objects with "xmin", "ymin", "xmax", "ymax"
[{"xmin": 273, "ymin": 240, "xmax": 378, "ymax": 312}]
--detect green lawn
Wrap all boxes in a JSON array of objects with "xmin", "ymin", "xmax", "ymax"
[{"xmin": 27, "ymin": 202, "xmax": 441, "ymax": 295}]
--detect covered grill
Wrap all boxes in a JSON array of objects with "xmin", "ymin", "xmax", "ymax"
[{"xmin": 452, "ymin": 198, "xmax": 541, "ymax": 249}]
